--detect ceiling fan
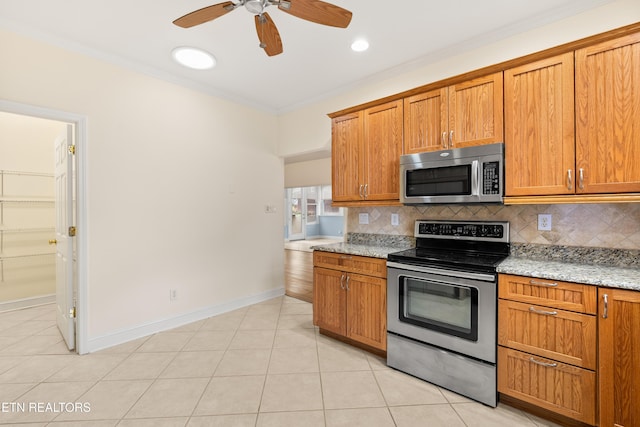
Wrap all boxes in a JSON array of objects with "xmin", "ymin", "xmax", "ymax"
[{"xmin": 173, "ymin": 0, "xmax": 353, "ymax": 57}]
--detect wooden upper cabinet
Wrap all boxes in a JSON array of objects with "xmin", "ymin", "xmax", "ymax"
[
  {"xmin": 363, "ymin": 100, "xmax": 403, "ymax": 201},
  {"xmin": 575, "ymin": 32, "xmax": 640, "ymax": 194},
  {"xmin": 403, "ymin": 72, "xmax": 503, "ymax": 154},
  {"xmin": 504, "ymin": 53, "xmax": 575, "ymax": 196},
  {"xmin": 331, "ymin": 111, "xmax": 363, "ymax": 202},
  {"xmin": 449, "ymin": 72, "xmax": 503, "ymax": 149},
  {"xmin": 403, "ymin": 88, "xmax": 448, "ymax": 154},
  {"xmin": 330, "ymin": 100, "xmax": 402, "ymax": 205}
]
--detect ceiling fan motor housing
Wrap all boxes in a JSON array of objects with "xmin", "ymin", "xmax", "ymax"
[{"xmin": 245, "ymin": 0, "xmax": 267, "ymax": 14}]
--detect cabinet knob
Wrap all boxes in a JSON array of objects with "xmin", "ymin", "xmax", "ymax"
[{"xmin": 48, "ymin": 239, "xmax": 57, "ymax": 245}]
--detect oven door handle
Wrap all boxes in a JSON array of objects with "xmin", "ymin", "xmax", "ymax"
[{"xmin": 387, "ymin": 261, "xmax": 496, "ymax": 282}]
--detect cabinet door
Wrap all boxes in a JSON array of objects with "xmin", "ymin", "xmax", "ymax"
[
  {"xmin": 363, "ymin": 100, "xmax": 403, "ymax": 201},
  {"xmin": 498, "ymin": 274, "xmax": 597, "ymax": 314},
  {"xmin": 498, "ymin": 299, "xmax": 597, "ymax": 369},
  {"xmin": 313, "ymin": 251, "xmax": 387, "ymax": 279},
  {"xmin": 576, "ymin": 33, "xmax": 640, "ymax": 194},
  {"xmin": 403, "ymin": 88, "xmax": 448, "ymax": 154},
  {"xmin": 598, "ymin": 288, "xmax": 640, "ymax": 427},
  {"xmin": 346, "ymin": 273, "xmax": 387, "ymax": 351},
  {"xmin": 313, "ymin": 267, "xmax": 346, "ymax": 336},
  {"xmin": 448, "ymin": 72, "xmax": 503, "ymax": 149},
  {"xmin": 504, "ymin": 54, "xmax": 575, "ymax": 196},
  {"xmin": 331, "ymin": 112, "xmax": 364, "ymax": 202},
  {"xmin": 498, "ymin": 347, "xmax": 596, "ymax": 425}
]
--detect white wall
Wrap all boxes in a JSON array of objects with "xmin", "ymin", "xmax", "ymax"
[
  {"xmin": 277, "ymin": 0, "xmax": 640, "ymax": 157},
  {"xmin": 0, "ymin": 30, "xmax": 284, "ymax": 350},
  {"xmin": 284, "ymin": 158, "xmax": 331, "ymax": 188}
]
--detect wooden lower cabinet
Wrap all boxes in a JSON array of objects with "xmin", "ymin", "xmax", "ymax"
[
  {"xmin": 498, "ymin": 299, "xmax": 597, "ymax": 370},
  {"xmin": 498, "ymin": 347, "xmax": 596, "ymax": 424},
  {"xmin": 598, "ymin": 288, "xmax": 640, "ymax": 427},
  {"xmin": 313, "ymin": 267, "xmax": 347, "ymax": 336},
  {"xmin": 313, "ymin": 252, "xmax": 387, "ymax": 352},
  {"xmin": 498, "ymin": 274, "xmax": 597, "ymax": 425}
]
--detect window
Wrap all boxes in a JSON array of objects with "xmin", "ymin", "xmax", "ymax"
[
  {"xmin": 321, "ymin": 185, "xmax": 343, "ymax": 216},
  {"xmin": 306, "ymin": 187, "xmax": 318, "ymax": 224}
]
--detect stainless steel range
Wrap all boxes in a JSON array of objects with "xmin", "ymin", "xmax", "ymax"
[{"xmin": 386, "ymin": 219, "xmax": 510, "ymax": 407}]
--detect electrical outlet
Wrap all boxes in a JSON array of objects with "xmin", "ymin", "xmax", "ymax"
[
  {"xmin": 359, "ymin": 213, "xmax": 369, "ymax": 225},
  {"xmin": 537, "ymin": 214, "xmax": 552, "ymax": 231},
  {"xmin": 170, "ymin": 289, "xmax": 177, "ymax": 301},
  {"xmin": 391, "ymin": 213, "xmax": 399, "ymax": 226}
]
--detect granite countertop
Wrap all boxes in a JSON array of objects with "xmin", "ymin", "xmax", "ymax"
[
  {"xmin": 311, "ymin": 232, "xmax": 415, "ymax": 259},
  {"xmin": 311, "ymin": 242, "xmax": 409, "ymax": 259},
  {"xmin": 497, "ymin": 257, "xmax": 640, "ymax": 291},
  {"xmin": 312, "ymin": 234, "xmax": 640, "ymax": 291}
]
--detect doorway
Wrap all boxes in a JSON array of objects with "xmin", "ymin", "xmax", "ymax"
[
  {"xmin": 0, "ymin": 100, "xmax": 87, "ymax": 354},
  {"xmin": 285, "ymin": 185, "xmax": 343, "ymax": 243},
  {"xmin": 286, "ymin": 186, "xmax": 318, "ymax": 241}
]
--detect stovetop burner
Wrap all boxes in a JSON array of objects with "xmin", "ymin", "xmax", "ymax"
[{"xmin": 387, "ymin": 220, "xmax": 510, "ymax": 273}]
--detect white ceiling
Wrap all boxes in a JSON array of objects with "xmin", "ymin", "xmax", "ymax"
[{"xmin": 0, "ymin": 0, "xmax": 612, "ymax": 113}]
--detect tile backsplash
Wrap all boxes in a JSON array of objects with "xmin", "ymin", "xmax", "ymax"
[{"xmin": 347, "ymin": 203, "xmax": 640, "ymax": 250}]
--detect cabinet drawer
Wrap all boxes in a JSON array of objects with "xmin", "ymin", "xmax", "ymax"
[
  {"xmin": 498, "ymin": 347, "xmax": 596, "ymax": 425},
  {"xmin": 313, "ymin": 251, "xmax": 387, "ymax": 279},
  {"xmin": 498, "ymin": 300, "xmax": 596, "ymax": 370},
  {"xmin": 498, "ymin": 274, "xmax": 597, "ymax": 314}
]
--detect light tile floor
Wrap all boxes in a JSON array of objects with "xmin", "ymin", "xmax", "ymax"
[{"xmin": 0, "ymin": 297, "xmax": 562, "ymax": 426}]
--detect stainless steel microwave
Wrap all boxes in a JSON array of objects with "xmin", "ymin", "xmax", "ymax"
[{"xmin": 400, "ymin": 143, "xmax": 504, "ymax": 204}]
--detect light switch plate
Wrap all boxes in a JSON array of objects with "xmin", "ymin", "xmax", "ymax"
[
  {"xmin": 359, "ymin": 213, "xmax": 369, "ymax": 224},
  {"xmin": 391, "ymin": 213, "xmax": 399, "ymax": 226}
]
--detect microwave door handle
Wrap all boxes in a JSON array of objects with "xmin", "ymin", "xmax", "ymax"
[{"xmin": 471, "ymin": 160, "xmax": 480, "ymax": 196}]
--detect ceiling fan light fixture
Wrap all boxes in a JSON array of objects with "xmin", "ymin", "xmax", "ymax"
[
  {"xmin": 171, "ymin": 47, "xmax": 217, "ymax": 70},
  {"xmin": 351, "ymin": 39, "xmax": 369, "ymax": 52}
]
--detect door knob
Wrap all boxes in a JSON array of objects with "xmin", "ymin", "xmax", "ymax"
[{"xmin": 48, "ymin": 239, "xmax": 57, "ymax": 245}]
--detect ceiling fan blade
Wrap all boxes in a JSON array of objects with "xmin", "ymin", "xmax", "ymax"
[
  {"xmin": 278, "ymin": 0, "xmax": 352, "ymax": 28},
  {"xmin": 173, "ymin": 1, "xmax": 236, "ymax": 28},
  {"xmin": 255, "ymin": 13, "xmax": 283, "ymax": 57}
]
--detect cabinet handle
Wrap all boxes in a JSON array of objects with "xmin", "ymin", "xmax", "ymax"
[
  {"xmin": 449, "ymin": 130, "xmax": 454, "ymax": 147},
  {"xmin": 358, "ymin": 184, "xmax": 364, "ymax": 199},
  {"xmin": 345, "ymin": 275, "xmax": 350, "ymax": 291},
  {"xmin": 364, "ymin": 184, "xmax": 368, "ymax": 199},
  {"xmin": 529, "ymin": 279, "xmax": 558, "ymax": 287},
  {"xmin": 529, "ymin": 357, "xmax": 558, "ymax": 368},
  {"xmin": 442, "ymin": 132, "xmax": 447, "ymax": 148},
  {"xmin": 340, "ymin": 274, "xmax": 346, "ymax": 290},
  {"xmin": 529, "ymin": 306, "xmax": 558, "ymax": 316},
  {"xmin": 340, "ymin": 255, "xmax": 352, "ymax": 260},
  {"xmin": 567, "ymin": 169, "xmax": 573, "ymax": 191},
  {"xmin": 578, "ymin": 168, "xmax": 585, "ymax": 190},
  {"xmin": 602, "ymin": 293, "xmax": 608, "ymax": 319}
]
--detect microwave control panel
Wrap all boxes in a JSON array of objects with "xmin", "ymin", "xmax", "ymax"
[{"xmin": 482, "ymin": 161, "xmax": 501, "ymax": 195}]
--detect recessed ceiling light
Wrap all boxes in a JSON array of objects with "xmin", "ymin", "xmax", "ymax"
[
  {"xmin": 351, "ymin": 39, "xmax": 369, "ymax": 52},
  {"xmin": 171, "ymin": 47, "xmax": 216, "ymax": 70}
]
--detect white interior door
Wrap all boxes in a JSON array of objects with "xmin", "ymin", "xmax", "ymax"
[
  {"xmin": 54, "ymin": 124, "xmax": 75, "ymax": 350},
  {"xmin": 288, "ymin": 187, "xmax": 306, "ymax": 241}
]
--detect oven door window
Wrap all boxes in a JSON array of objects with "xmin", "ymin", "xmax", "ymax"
[
  {"xmin": 399, "ymin": 276, "xmax": 478, "ymax": 341},
  {"xmin": 406, "ymin": 164, "xmax": 471, "ymax": 197}
]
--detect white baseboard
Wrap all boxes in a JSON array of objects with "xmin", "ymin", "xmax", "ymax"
[
  {"xmin": 0, "ymin": 294, "xmax": 56, "ymax": 313},
  {"xmin": 86, "ymin": 287, "xmax": 285, "ymax": 354}
]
